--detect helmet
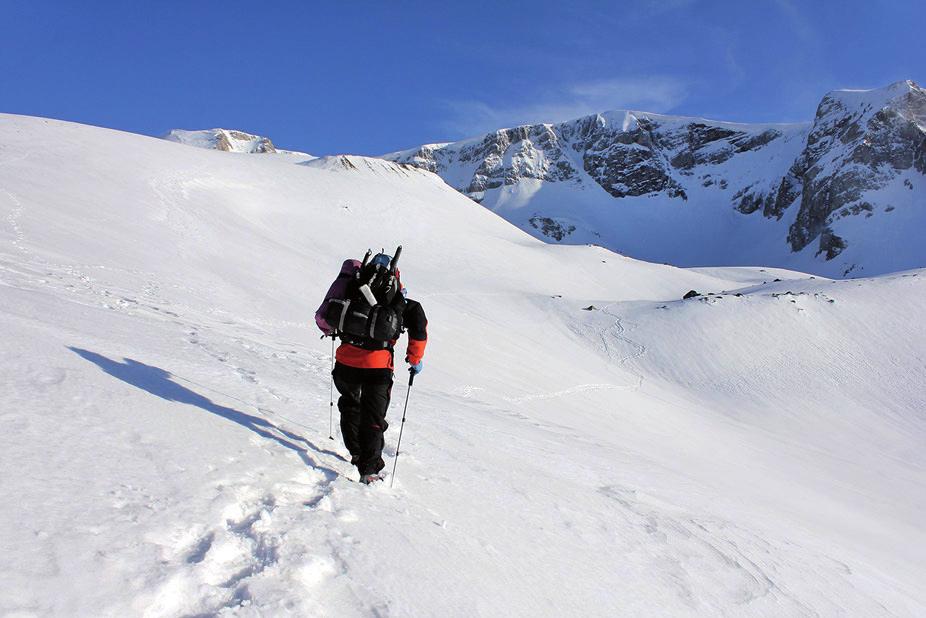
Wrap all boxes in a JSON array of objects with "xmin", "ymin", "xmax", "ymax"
[{"xmin": 370, "ymin": 253, "xmax": 392, "ymax": 270}]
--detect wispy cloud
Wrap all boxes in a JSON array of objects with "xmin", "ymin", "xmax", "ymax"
[
  {"xmin": 440, "ymin": 75, "xmax": 689, "ymax": 138},
  {"xmin": 772, "ymin": 0, "xmax": 816, "ymax": 43}
]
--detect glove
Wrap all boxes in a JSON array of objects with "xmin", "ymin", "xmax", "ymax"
[{"xmin": 408, "ymin": 360, "xmax": 423, "ymax": 376}]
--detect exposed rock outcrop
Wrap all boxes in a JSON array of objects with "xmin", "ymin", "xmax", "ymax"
[
  {"xmin": 385, "ymin": 81, "xmax": 924, "ymax": 274},
  {"xmin": 786, "ymin": 81, "xmax": 926, "ymax": 256},
  {"xmin": 387, "ymin": 111, "xmax": 800, "ymax": 208}
]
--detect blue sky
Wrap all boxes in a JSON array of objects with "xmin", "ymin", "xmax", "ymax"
[{"xmin": 1, "ymin": 1, "xmax": 922, "ymax": 155}]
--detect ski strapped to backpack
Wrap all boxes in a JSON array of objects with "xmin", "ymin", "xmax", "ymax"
[{"xmin": 324, "ymin": 246, "xmax": 405, "ymax": 349}]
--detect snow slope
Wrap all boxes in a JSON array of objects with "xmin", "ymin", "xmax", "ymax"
[{"xmin": 1, "ymin": 114, "xmax": 925, "ymax": 617}]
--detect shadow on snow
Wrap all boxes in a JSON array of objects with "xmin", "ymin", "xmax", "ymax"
[{"xmin": 68, "ymin": 346, "xmax": 340, "ymax": 480}]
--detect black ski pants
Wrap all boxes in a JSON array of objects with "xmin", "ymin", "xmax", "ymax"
[{"xmin": 332, "ymin": 365, "xmax": 393, "ymax": 476}]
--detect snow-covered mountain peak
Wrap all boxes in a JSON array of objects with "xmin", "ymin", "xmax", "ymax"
[
  {"xmin": 165, "ymin": 128, "xmax": 314, "ymax": 159},
  {"xmin": 817, "ymin": 79, "xmax": 925, "ymax": 126},
  {"xmin": 827, "ymin": 79, "xmax": 921, "ymax": 105},
  {"xmin": 385, "ymin": 80, "xmax": 924, "ymax": 278},
  {"xmin": 780, "ymin": 79, "xmax": 926, "ymax": 272},
  {"xmin": 165, "ymin": 128, "xmax": 279, "ymax": 154}
]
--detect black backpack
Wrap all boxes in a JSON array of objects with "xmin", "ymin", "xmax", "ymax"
[{"xmin": 324, "ymin": 246, "xmax": 405, "ymax": 348}]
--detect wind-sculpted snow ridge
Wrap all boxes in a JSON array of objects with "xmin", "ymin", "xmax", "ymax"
[
  {"xmin": 385, "ymin": 80, "xmax": 926, "ymax": 278},
  {"xmin": 1, "ymin": 113, "xmax": 925, "ymax": 616}
]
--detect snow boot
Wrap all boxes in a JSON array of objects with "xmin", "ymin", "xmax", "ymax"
[{"xmin": 360, "ymin": 472, "xmax": 384, "ymax": 485}]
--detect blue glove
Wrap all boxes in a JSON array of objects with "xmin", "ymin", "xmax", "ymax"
[{"xmin": 409, "ymin": 361, "xmax": 423, "ymax": 376}]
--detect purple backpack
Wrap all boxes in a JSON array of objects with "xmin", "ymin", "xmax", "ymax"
[{"xmin": 315, "ymin": 259, "xmax": 361, "ymax": 335}]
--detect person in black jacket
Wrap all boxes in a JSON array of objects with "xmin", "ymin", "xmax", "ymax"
[{"xmin": 316, "ymin": 252, "xmax": 428, "ymax": 484}]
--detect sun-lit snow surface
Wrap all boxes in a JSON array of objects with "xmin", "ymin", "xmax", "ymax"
[{"xmin": 1, "ymin": 114, "xmax": 925, "ymax": 617}]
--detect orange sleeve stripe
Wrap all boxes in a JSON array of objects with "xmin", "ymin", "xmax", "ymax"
[{"xmin": 406, "ymin": 338, "xmax": 427, "ymax": 365}]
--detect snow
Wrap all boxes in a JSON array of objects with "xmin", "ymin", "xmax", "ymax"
[
  {"xmin": 385, "ymin": 114, "xmax": 823, "ymax": 274},
  {"xmin": 386, "ymin": 81, "xmax": 926, "ymax": 279},
  {"xmin": 1, "ymin": 113, "xmax": 925, "ymax": 616},
  {"xmin": 825, "ymin": 80, "xmax": 920, "ymax": 114},
  {"xmin": 384, "ymin": 110, "xmax": 808, "ymax": 163},
  {"xmin": 165, "ymin": 128, "xmax": 315, "ymax": 160},
  {"xmin": 165, "ymin": 128, "xmax": 230, "ymax": 150},
  {"xmin": 485, "ymin": 127, "xmax": 808, "ymax": 269}
]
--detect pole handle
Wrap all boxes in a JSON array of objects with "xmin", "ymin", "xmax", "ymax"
[{"xmin": 408, "ymin": 369, "xmax": 415, "ymax": 386}]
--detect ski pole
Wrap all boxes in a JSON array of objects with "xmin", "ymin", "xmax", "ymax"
[
  {"xmin": 328, "ymin": 336, "xmax": 335, "ymax": 440},
  {"xmin": 390, "ymin": 370, "xmax": 415, "ymax": 488}
]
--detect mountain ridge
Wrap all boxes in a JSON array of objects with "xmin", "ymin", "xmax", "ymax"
[{"xmin": 384, "ymin": 80, "xmax": 925, "ymax": 278}]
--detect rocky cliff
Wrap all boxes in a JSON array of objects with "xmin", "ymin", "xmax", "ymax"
[
  {"xmin": 385, "ymin": 81, "xmax": 925, "ymax": 277},
  {"xmin": 785, "ymin": 81, "xmax": 926, "ymax": 261}
]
